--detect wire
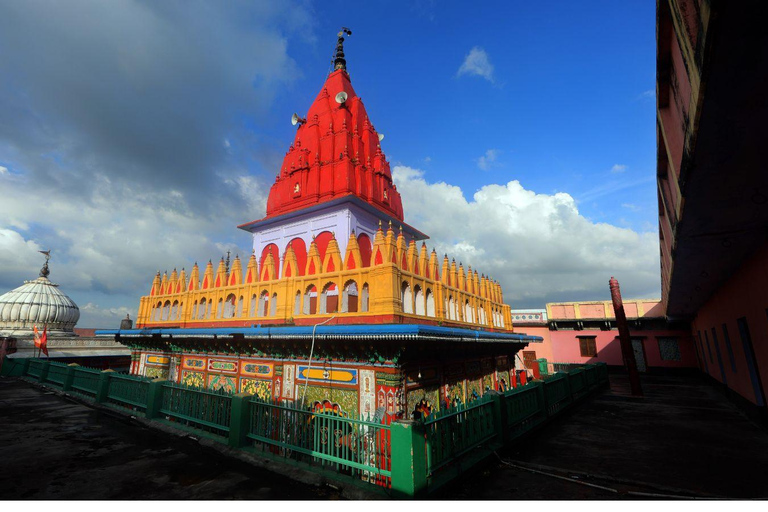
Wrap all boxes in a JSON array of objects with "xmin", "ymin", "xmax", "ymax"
[{"xmin": 300, "ymin": 315, "xmax": 335, "ymax": 407}]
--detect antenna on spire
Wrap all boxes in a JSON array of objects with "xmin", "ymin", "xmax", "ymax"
[{"xmin": 333, "ymin": 27, "xmax": 352, "ymax": 72}]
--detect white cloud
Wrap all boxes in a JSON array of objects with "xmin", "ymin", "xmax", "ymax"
[
  {"xmin": 621, "ymin": 203, "xmax": 641, "ymax": 212},
  {"xmin": 477, "ymin": 149, "xmax": 500, "ymax": 171},
  {"xmin": 611, "ymin": 164, "xmax": 627, "ymax": 173},
  {"xmin": 392, "ymin": 165, "xmax": 660, "ymax": 307},
  {"xmin": 80, "ymin": 303, "xmax": 136, "ymax": 329},
  {"xmin": 457, "ymin": 47, "xmax": 495, "ymax": 83},
  {"xmin": 0, "ymin": 165, "xmax": 8, "ymax": 175}
]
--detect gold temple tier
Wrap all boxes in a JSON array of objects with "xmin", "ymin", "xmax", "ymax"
[{"xmin": 138, "ymin": 226, "xmax": 511, "ymax": 332}]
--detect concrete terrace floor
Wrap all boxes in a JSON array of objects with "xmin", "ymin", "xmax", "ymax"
[
  {"xmin": 1, "ymin": 373, "xmax": 767, "ymax": 500},
  {"xmin": 0, "ymin": 378, "xmax": 340, "ymax": 500},
  {"xmin": 442, "ymin": 373, "xmax": 768, "ymax": 500}
]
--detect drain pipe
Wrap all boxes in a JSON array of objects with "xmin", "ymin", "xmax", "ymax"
[{"xmin": 300, "ymin": 316, "xmax": 336, "ymax": 407}]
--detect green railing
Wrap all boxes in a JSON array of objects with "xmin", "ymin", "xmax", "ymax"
[
  {"xmin": 4, "ymin": 358, "xmax": 609, "ymax": 498},
  {"xmin": 504, "ymin": 382, "xmax": 546, "ymax": 440},
  {"xmin": 70, "ymin": 367, "xmax": 102, "ymax": 397},
  {"xmin": 246, "ymin": 399, "xmax": 392, "ymax": 486},
  {"xmin": 424, "ymin": 394, "xmax": 496, "ymax": 476},
  {"xmin": 159, "ymin": 382, "xmax": 232, "ymax": 437},
  {"xmin": 27, "ymin": 359, "xmax": 43, "ymax": 379},
  {"xmin": 105, "ymin": 373, "xmax": 151, "ymax": 412},
  {"xmin": 43, "ymin": 361, "xmax": 70, "ymax": 387}
]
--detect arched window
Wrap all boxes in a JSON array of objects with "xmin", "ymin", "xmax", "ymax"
[
  {"xmin": 361, "ymin": 283, "xmax": 369, "ymax": 313},
  {"xmin": 414, "ymin": 286, "xmax": 425, "ymax": 316},
  {"xmin": 320, "ymin": 283, "xmax": 338, "ymax": 314},
  {"xmin": 294, "ymin": 291, "xmax": 301, "ymax": 317},
  {"xmin": 426, "ymin": 289, "xmax": 435, "ymax": 317},
  {"xmin": 342, "ymin": 281, "xmax": 358, "ymax": 313},
  {"xmin": 217, "ymin": 298, "xmax": 224, "ymax": 319},
  {"xmin": 153, "ymin": 302, "xmax": 162, "ymax": 321},
  {"xmin": 304, "ymin": 285, "xmax": 317, "ymax": 315},
  {"xmin": 401, "ymin": 282, "xmax": 413, "ymax": 314},
  {"xmin": 161, "ymin": 301, "xmax": 171, "ymax": 321},
  {"xmin": 178, "ymin": 302, "xmax": 184, "ymax": 320},
  {"xmin": 237, "ymin": 296, "xmax": 244, "ymax": 317},
  {"xmin": 198, "ymin": 298, "xmax": 206, "ymax": 320},
  {"xmin": 258, "ymin": 291, "xmax": 269, "ymax": 317},
  {"xmin": 465, "ymin": 300, "xmax": 473, "ymax": 323},
  {"xmin": 192, "ymin": 301, "xmax": 198, "ymax": 320},
  {"xmin": 250, "ymin": 294, "xmax": 257, "ymax": 317},
  {"xmin": 270, "ymin": 293, "xmax": 277, "ymax": 316},
  {"xmin": 206, "ymin": 300, "xmax": 212, "ymax": 319},
  {"xmin": 448, "ymin": 297, "xmax": 455, "ymax": 320},
  {"xmin": 479, "ymin": 306, "xmax": 487, "ymax": 325},
  {"xmin": 223, "ymin": 294, "xmax": 236, "ymax": 319}
]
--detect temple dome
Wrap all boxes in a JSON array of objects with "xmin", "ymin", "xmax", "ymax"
[
  {"xmin": 0, "ymin": 263, "xmax": 80, "ymax": 337},
  {"xmin": 264, "ymin": 66, "xmax": 404, "ymax": 222}
]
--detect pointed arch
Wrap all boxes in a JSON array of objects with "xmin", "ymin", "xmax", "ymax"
[
  {"xmin": 285, "ymin": 238, "xmax": 307, "ymax": 276},
  {"xmin": 342, "ymin": 280, "xmax": 359, "ymax": 313},
  {"xmin": 414, "ymin": 285, "xmax": 425, "ymax": 316},
  {"xmin": 313, "ymin": 231, "xmax": 334, "ymax": 263},
  {"xmin": 258, "ymin": 291, "xmax": 269, "ymax": 317},
  {"xmin": 294, "ymin": 290, "xmax": 302, "ymax": 317},
  {"xmin": 401, "ymin": 281, "xmax": 413, "ymax": 314},
  {"xmin": 304, "ymin": 284, "xmax": 318, "ymax": 315},
  {"xmin": 223, "ymin": 293, "xmax": 236, "ymax": 319},
  {"xmin": 260, "ymin": 244, "xmax": 280, "ymax": 280},
  {"xmin": 361, "ymin": 283, "xmax": 369, "ymax": 312},
  {"xmin": 426, "ymin": 289, "xmax": 435, "ymax": 317},
  {"xmin": 358, "ymin": 234, "xmax": 372, "ymax": 267},
  {"xmin": 320, "ymin": 282, "xmax": 338, "ymax": 314},
  {"xmin": 270, "ymin": 293, "xmax": 277, "ymax": 317}
]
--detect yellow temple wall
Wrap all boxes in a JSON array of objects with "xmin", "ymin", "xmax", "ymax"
[{"xmin": 137, "ymin": 227, "xmax": 513, "ymax": 331}]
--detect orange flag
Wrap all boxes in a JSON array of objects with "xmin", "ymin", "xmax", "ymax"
[
  {"xmin": 33, "ymin": 325, "xmax": 42, "ymax": 349},
  {"xmin": 40, "ymin": 325, "xmax": 49, "ymax": 357}
]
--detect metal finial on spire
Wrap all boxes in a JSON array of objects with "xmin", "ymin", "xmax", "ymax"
[
  {"xmin": 225, "ymin": 250, "xmax": 231, "ymax": 273},
  {"xmin": 333, "ymin": 27, "xmax": 352, "ymax": 72},
  {"xmin": 38, "ymin": 249, "xmax": 51, "ymax": 278}
]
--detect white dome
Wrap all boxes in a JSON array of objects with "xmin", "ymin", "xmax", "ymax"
[{"xmin": 0, "ymin": 276, "xmax": 80, "ymax": 337}]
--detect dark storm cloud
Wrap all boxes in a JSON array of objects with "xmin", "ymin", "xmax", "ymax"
[{"xmin": 0, "ymin": 0, "xmax": 305, "ymax": 206}]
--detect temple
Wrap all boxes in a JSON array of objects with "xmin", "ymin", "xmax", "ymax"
[{"xmin": 103, "ymin": 30, "xmax": 540, "ymax": 423}]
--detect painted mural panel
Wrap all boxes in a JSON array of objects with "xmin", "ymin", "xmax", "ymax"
[
  {"xmin": 241, "ymin": 378, "xmax": 271, "ymax": 401},
  {"xmin": 282, "ymin": 364, "xmax": 295, "ymax": 400},
  {"xmin": 303, "ymin": 385, "xmax": 358, "ymax": 417},
  {"xmin": 297, "ymin": 365, "xmax": 358, "ymax": 385},
  {"xmin": 207, "ymin": 374, "xmax": 237, "ymax": 393},
  {"xmin": 496, "ymin": 370, "xmax": 510, "ymax": 392},
  {"xmin": 146, "ymin": 355, "xmax": 170, "ymax": 366},
  {"xmin": 182, "ymin": 357, "xmax": 206, "ymax": 370},
  {"xmin": 240, "ymin": 360, "xmax": 274, "ymax": 378},
  {"xmin": 483, "ymin": 373, "xmax": 495, "ymax": 393},
  {"xmin": 359, "ymin": 369, "xmax": 376, "ymax": 419},
  {"xmin": 207, "ymin": 359, "xmax": 238, "ymax": 374},
  {"xmin": 467, "ymin": 378, "xmax": 483, "ymax": 402},
  {"xmin": 145, "ymin": 366, "xmax": 169, "ymax": 379},
  {"xmin": 182, "ymin": 370, "xmax": 205, "ymax": 388},
  {"xmin": 443, "ymin": 380, "xmax": 466, "ymax": 408},
  {"xmin": 406, "ymin": 386, "xmax": 440, "ymax": 420}
]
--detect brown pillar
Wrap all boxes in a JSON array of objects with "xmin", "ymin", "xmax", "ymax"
[{"xmin": 609, "ymin": 277, "xmax": 643, "ymax": 396}]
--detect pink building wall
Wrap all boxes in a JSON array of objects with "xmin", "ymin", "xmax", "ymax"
[
  {"xmin": 691, "ymin": 241, "xmax": 768, "ymax": 407},
  {"xmin": 548, "ymin": 329, "xmax": 697, "ymax": 368}
]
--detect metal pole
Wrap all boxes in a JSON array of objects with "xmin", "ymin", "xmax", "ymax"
[{"xmin": 609, "ymin": 276, "xmax": 643, "ymax": 396}]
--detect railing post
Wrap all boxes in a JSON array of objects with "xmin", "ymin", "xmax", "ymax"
[
  {"xmin": 38, "ymin": 360, "xmax": 51, "ymax": 383},
  {"xmin": 487, "ymin": 390, "xmax": 508, "ymax": 445},
  {"xmin": 145, "ymin": 379, "xmax": 166, "ymax": 419},
  {"xmin": 63, "ymin": 363, "xmax": 79, "ymax": 391},
  {"xmin": 95, "ymin": 369, "xmax": 114, "ymax": 404},
  {"xmin": 390, "ymin": 420, "xmax": 427, "ymax": 498},
  {"xmin": 228, "ymin": 393, "xmax": 253, "ymax": 448},
  {"xmin": 535, "ymin": 380, "xmax": 548, "ymax": 419}
]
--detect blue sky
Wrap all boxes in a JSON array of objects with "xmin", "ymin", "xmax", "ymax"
[{"xmin": 0, "ymin": 1, "xmax": 660, "ymax": 327}]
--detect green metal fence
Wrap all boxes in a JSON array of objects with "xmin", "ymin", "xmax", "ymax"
[
  {"xmin": 27, "ymin": 359, "xmax": 43, "ymax": 379},
  {"xmin": 159, "ymin": 382, "xmax": 232, "ymax": 437},
  {"xmin": 44, "ymin": 361, "xmax": 70, "ymax": 387},
  {"xmin": 504, "ymin": 382, "xmax": 546, "ymax": 440},
  {"xmin": 423, "ymin": 394, "xmax": 497, "ymax": 477},
  {"xmin": 106, "ymin": 373, "xmax": 151, "ymax": 412},
  {"xmin": 70, "ymin": 367, "xmax": 102, "ymax": 398},
  {"xmin": 246, "ymin": 399, "xmax": 393, "ymax": 487}
]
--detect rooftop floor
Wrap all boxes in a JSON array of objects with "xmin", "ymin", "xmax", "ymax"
[
  {"xmin": 1, "ymin": 372, "xmax": 767, "ymax": 499},
  {"xmin": 443, "ymin": 373, "xmax": 768, "ymax": 499}
]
